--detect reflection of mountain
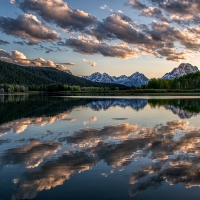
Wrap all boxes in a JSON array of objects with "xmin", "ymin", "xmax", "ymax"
[
  {"xmin": 165, "ymin": 105, "xmax": 196, "ymax": 119},
  {"xmin": 9, "ymin": 120, "xmax": 200, "ymax": 199},
  {"xmin": 84, "ymin": 99, "xmax": 148, "ymax": 111}
]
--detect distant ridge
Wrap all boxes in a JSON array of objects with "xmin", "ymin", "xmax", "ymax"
[
  {"xmin": 162, "ymin": 63, "xmax": 199, "ymax": 80},
  {"xmin": 0, "ymin": 60, "xmax": 128, "ymax": 89},
  {"xmin": 83, "ymin": 72, "xmax": 149, "ymax": 87},
  {"xmin": 83, "ymin": 63, "xmax": 199, "ymax": 87}
]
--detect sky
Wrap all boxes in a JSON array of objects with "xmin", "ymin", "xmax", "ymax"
[{"xmin": 0, "ymin": 0, "xmax": 200, "ymax": 78}]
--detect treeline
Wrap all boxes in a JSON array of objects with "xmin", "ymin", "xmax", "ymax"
[
  {"xmin": 148, "ymin": 98, "xmax": 200, "ymax": 113},
  {"xmin": 141, "ymin": 72, "xmax": 200, "ymax": 89},
  {"xmin": 0, "ymin": 83, "xmax": 118, "ymax": 93},
  {"xmin": 0, "ymin": 84, "xmax": 28, "ymax": 93},
  {"xmin": 29, "ymin": 84, "xmax": 118, "ymax": 92},
  {"xmin": 0, "ymin": 95, "xmax": 95, "ymax": 124}
]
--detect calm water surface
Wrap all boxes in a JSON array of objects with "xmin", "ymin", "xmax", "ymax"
[{"xmin": 1, "ymin": 95, "xmax": 200, "ymax": 199}]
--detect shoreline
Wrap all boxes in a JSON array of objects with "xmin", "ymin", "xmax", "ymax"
[{"xmin": 1, "ymin": 90, "xmax": 200, "ymax": 96}]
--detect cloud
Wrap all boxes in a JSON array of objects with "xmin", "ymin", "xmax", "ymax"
[
  {"xmin": 99, "ymin": 5, "xmax": 113, "ymax": 12},
  {"xmin": 14, "ymin": 0, "xmax": 97, "ymax": 31},
  {"xmin": 141, "ymin": 7, "xmax": 168, "ymax": 22},
  {"xmin": 0, "ymin": 14, "xmax": 60, "ymax": 44},
  {"xmin": 126, "ymin": 0, "xmax": 147, "ymax": 10},
  {"xmin": 0, "ymin": 49, "xmax": 71, "ymax": 73},
  {"xmin": 64, "ymin": 62, "xmax": 76, "ymax": 66},
  {"xmin": 0, "ymin": 49, "xmax": 10, "ymax": 58},
  {"xmin": 13, "ymin": 41, "xmax": 25, "ymax": 46},
  {"xmin": 0, "ymin": 39, "xmax": 10, "ymax": 45},
  {"xmin": 126, "ymin": 0, "xmax": 200, "ymax": 25},
  {"xmin": 156, "ymin": 47, "xmax": 187, "ymax": 62},
  {"xmin": 66, "ymin": 36, "xmax": 140, "ymax": 59},
  {"xmin": 82, "ymin": 59, "xmax": 97, "ymax": 67}
]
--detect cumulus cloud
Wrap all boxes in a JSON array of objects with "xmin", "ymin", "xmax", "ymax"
[
  {"xmin": 99, "ymin": 5, "xmax": 113, "ymax": 12},
  {"xmin": 0, "ymin": 49, "xmax": 72, "ymax": 73},
  {"xmin": 82, "ymin": 59, "xmax": 97, "ymax": 67},
  {"xmin": 126, "ymin": 0, "xmax": 147, "ymax": 10},
  {"xmin": 0, "ymin": 14, "xmax": 60, "ymax": 44},
  {"xmin": 0, "ymin": 49, "xmax": 10, "ymax": 58},
  {"xmin": 14, "ymin": 0, "xmax": 97, "ymax": 31},
  {"xmin": 66, "ymin": 36, "xmax": 139, "ymax": 59},
  {"xmin": 127, "ymin": 0, "xmax": 200, "ymax": 25}
]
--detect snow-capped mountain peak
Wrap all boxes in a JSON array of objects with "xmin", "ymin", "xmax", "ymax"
[
  {"xmin": 83, "ymin": 72, "xmax": 149, "ymax": 87},
  {"xmin": 162, "ymin": 63, "xmax": 199, "ymax": 80}
]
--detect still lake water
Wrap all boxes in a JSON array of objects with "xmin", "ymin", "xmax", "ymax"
[{"xmin": 1, "ymin": 95, "xmax": 200, "ymax": 199}]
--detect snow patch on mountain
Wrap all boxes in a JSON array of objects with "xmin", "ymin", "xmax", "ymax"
[{"xmin": 162, "ymin": 63, "xmax": 199, "ymax": 80}]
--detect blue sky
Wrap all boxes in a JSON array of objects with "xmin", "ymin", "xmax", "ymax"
[{"xmin": 0, "ymin": 0, "xmax": 200, "ymax": 78}]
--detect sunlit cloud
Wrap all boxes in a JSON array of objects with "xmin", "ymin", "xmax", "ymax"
[
  {"xmin": 82, "ymin": 59, "xmax": 97, "ymax": 67},
  {"xmin": 0, "ymin": 49, "xmax": 72, "ymax": 73},
  {"xmin": 14, "ymin": 0, "xmax": 97, "ymax": 31},
  {"xmin": 0, "ymin": 14, "xmax": 60, "ymax": 44}
]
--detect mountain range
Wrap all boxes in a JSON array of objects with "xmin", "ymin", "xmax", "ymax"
[
  {"xmin": 83, "ymin": 72, "xmax": 149, "ymax": 87},
  {"xmin": 83, "ymin": 63, "xmax": 199, "ymax": 87}
]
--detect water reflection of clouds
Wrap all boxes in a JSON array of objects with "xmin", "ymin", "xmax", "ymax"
[
  {"xmin": 0, "ymin": 111, "xmax": 71, "ymax": 136},
  {"xmin": 83, "ymin": 116, "xmax": 98, "ymax": 125},
  {"xmin": 12, "ymin": 151, "xmax": 98, "ymax": 200},
  {"xmin": 1, "ymin": 140, "xmax": 61, "ymax": 169},
  {"xmin": 10, "ymin": 119, "xmax": 200, "ymax": 199}
]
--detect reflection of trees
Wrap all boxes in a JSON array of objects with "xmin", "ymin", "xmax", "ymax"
[
  {"xmin": 2, "ymin": 97, "xmax": 200, "ymax": 126},
  {"xmin": 0, "ymin": 95, "xmax": 94, "ymax": 124},
  {"xmin": 149, "ymin": 99, "xmax": 200, "ymax": 117}
]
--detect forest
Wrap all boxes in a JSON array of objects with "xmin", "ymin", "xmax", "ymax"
[
  {"xmin": 141, "ymin": 72, "xmax": 200, "ymax": 90},
  {"xmin": 0, "ymin": 60, "xmax": 127, "ymax": 91}
]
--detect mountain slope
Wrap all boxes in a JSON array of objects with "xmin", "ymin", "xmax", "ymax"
[
  {"xmin": 0, "ymin": 60, "xmax": 127, "ymax": 88},
  {"xmin": 83, "ymin": 72, "xmax": 149, "ymax": 87},
  {"xmin": 162, "ymin": 63, "xmax": 199, "ymax": 80}
]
